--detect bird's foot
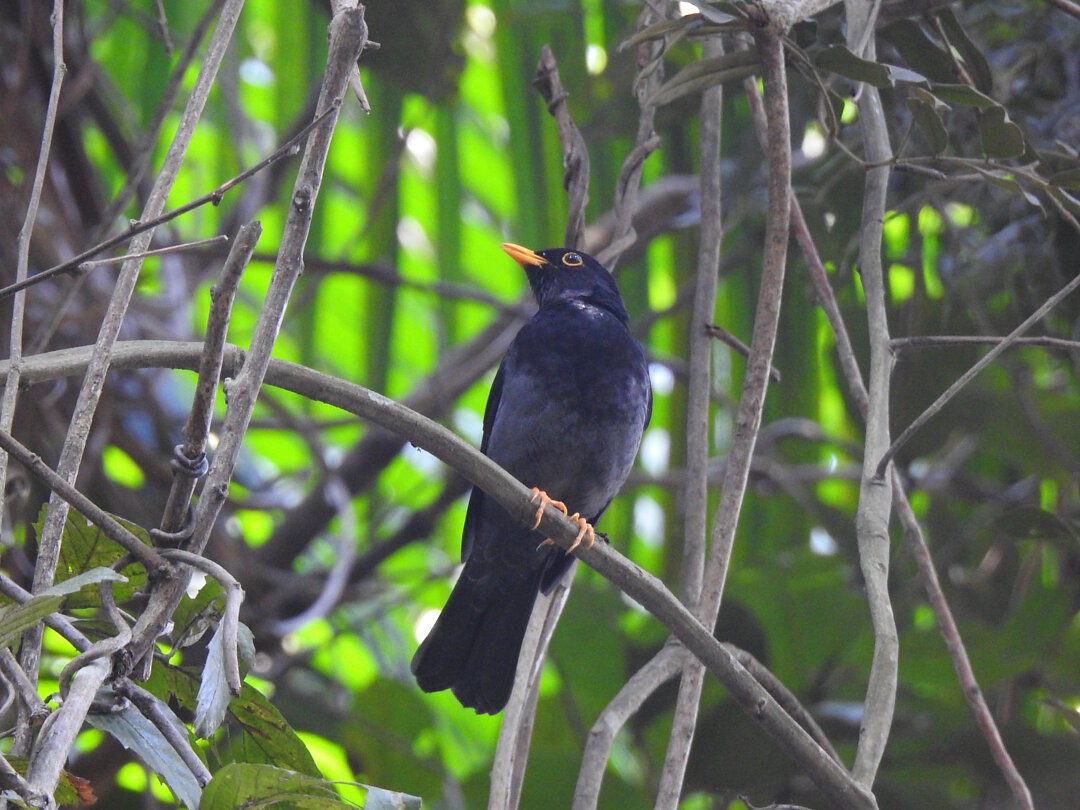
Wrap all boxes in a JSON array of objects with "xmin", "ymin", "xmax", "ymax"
[
  {"xmin": 528, "ymin": 487, "xmax": 567, "ymax": 529},
  {"xmin": 535, "ymin": 513, "xmax": 596, "ymax": 554},
  {"xmin": 565, "ymin": 513, "xmax": 596, "ymax": 554}
]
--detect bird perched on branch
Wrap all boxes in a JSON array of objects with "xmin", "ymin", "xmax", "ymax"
[{"xmin": 411, "ymin": 242, "xmax": 652, "ymax": 714}]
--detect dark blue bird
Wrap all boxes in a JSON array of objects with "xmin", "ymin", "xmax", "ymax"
[{"xmin": 411, "ymin": 243, "xmax": 652, "ymax": 714}]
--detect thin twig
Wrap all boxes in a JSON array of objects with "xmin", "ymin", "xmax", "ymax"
[
  {"xmin": 76, "ymin": 235, "xmax": 228, "ymax": 272},
  {"xmin": 875, "ymin": 270, "xmax": 1080, "ymax": 480},
  {"xmin": 574, "ymin": 643, "xmax": 688, "ymax": 809},
  {"xmin": 3, "ymin": 1, "xmax": 67, "ymax": 758},
  {"xmin": 596, "ymin": 5, "xmax": 664, "ymax": 271},
  {"xmin": 121, "ymin": 5, "xmax": 369, "ymax": 677},
  {"xmin": 0, "ymin": 0, "xmax": 66, "ymax": 540},
  {"xmin": 654, "ymin": 27, "xmax": 724, "ymax": 810},
  {"xmin": 95, "ymin": 0, "xmax": 227, "ymax": 234},
  {"xmin": 891, "ymin": 335, "xmax": 1080, "ymax": 351},
  {"xmin": 0, "ymin": 106, "xmax": 333, "ymax": 301},
  {"xmin": 705, "ymin": 323, "xmax": 782, "ymax": 383},
  {"xmin": 0, "ymin": 648, "xmax": 49, "ymax": 723},
  {"xmin": 157, "ymin": 221, "xmax": 260, "ymax": 542},
  {"xmin": 533, "ymin": 46, "xmax": 590, "ymax": 249}
]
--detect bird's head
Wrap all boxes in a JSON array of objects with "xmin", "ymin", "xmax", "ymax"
[{"xmin": 500, "ymin": 242, "xmax": 629, "ymax": 322}]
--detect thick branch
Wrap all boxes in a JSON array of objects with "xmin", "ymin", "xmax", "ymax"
[{"xmin": 850, "ymin": 77, "xmax": 898, "ymax": 790}]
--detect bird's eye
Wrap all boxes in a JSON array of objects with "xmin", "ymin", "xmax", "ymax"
[{"xmin": 562, "ymin": 252, "xmax": 583, "ymax": 267}]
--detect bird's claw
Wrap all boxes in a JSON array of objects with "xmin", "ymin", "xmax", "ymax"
[
  {"xmin": 565, "ymin": 513, "xmax": 596, "ymax": 555},
  {"xmin": 528, "ymin": 487, "xmax": 567, "ymax": 529}
]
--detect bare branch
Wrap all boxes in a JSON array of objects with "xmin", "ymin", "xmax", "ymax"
[
  {"xmin": 533, "ymin": 46, "xmax": 590, "ymax": 249},
  {"xmin": 654, "ymin": 27, "xmax": 725, "ymax": 810},
  {"xmin": 574, "ymin": 643, "xmax": 688, "ymax": 809},
  {"xmin": 891, "ymin": 335, "xmax": 1080, "ymax": 352},
  {"xmin": 875, "ymin": 270, "xmax": 1080, "ymax": 479},
  {"xmin": 157, "ymin": 221, "xmax": 260, "ymax": 542},
  {"xmin": 26, "ymin": 658, "xmax": 109, "ymax": 798},
  {"xmin": 0, "ymin": 337, "xmax": 877, "ymax": 809},
  {"xmin": 849, "ymin": 54, "xmax": 898, "ymax": 788},
  {"xmin": 121, "ymin": 5, "xmax": 369, "ymax": 676},
  {"xmin": 20, "ymin": 0, "xmax": 249, "ymax": 746},
  {"xmin": 0, "ymin": 108, "xmax": 332, "ymax": 301},
  {"xmin": 3, "ymin": 0, "xmax": 67, "ymax": 757},
  {"xmin": 0, "ymin": 648, "xmax": 49, "ymax": 723},
  {"xmin": 75, "ymin": 235, "xmax": 228, "ymax": 272}
]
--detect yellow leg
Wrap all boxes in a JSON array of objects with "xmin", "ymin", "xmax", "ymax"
[
  {"xmin": 528, "ymin": 487, "xmax": 568, "ymax": 529},
  {"xmin": 565, "ymin": 513, "xmax": 596, "ymax": 554}
]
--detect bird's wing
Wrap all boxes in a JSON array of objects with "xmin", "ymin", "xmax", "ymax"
[
  {"xmin": 479, "ymin": 363, "xmax": 506, "ymax": 455},
  {"xmin": 461, "ymin": 362, "xmax": 507, "ymax": 562},
  {"xmin": 643, "ymin": 375, "xmax": 654, "ymax": 431}
]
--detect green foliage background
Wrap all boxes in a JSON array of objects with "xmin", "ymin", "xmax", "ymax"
[{"xmin": 2, "ymin": 0, "xmax": 1080, "ymax": 808}]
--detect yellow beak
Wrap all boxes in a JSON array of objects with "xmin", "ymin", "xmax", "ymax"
[{"xmin": 500, "ymin": 242, "xmax": 547, "ymax": 267}]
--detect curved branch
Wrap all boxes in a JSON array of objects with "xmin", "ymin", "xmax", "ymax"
[{"xmin": 1, "ymin": 338, "xmax": 876, "ymax": 810}]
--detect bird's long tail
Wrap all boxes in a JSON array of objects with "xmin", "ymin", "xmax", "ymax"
[{"xmin": 410, "ymin": 570, "xmax": 540, "ymax": 715}]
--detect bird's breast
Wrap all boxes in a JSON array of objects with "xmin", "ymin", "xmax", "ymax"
[{"xmin": 484, "ymin": 306, "xmax": 650, "ymax": 516}]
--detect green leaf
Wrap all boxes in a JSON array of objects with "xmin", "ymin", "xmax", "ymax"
[
  {"xmin": 1049, "ymin": 167, "xmax": 1080, "ymax": 191},
  {"xmin": 979, "ymin": 105, "xmax": 1025, "ymax": 159},
  {"xmin": 143, "ymin": 660, "xmax": 319, "ymax": 775},
  {"xmin": 972, "ymin": 166, "xmax": 1044, "ymax": 210},
  {"xmin": 88, "ymin": 688, "xmax": 204, "ymax": 810},
  {"xmin": 928, "ymin": 83, "xmax": 998, "ymax": 108},
  {"xmin": 815, "ymin": 45, "xmax": 928, "ymax": 88},
  {"xmin": 906, "ymin": 97, "xmax": 949, "ymax": 153},
  {"xmin": 200, "ymin": 764, "xmax": 347, "ymax": 809},
  {"xmin": 0, "ymin": 595, "xmax": 63, "ymax": 649},
  {"xmin": 198, "ymin": 763, "xmax": 421, "ymax": 810},
  {"xmin": 881, "ymin": 19, "xmax": 958, "ymax": 83},
  {"xmin": 648, "ymin": 50, "xmax": 759, "ymax": 107},
  {"xmin": 38, "ymin": 504, "xmax": 151, "ymax": 608},
  {"xmin": 225, "ymin": 683, "xmax": 322, "ymax": 776},
  {"xmin": 935, "ymin": 8, "xmax": 993, "ymax": 94}
]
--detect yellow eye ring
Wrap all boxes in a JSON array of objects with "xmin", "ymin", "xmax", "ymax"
[{"xmin": 562, "ymin": 252, "xmax": 583, "ymax": 267}]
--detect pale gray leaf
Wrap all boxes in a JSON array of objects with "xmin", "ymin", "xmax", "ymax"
[
  {"xmin": 89, "ymin": 693, "xmax": 202, "ymax": 810},
  {"xmin": 195, "ymin": 621, "xmax": 231, "ymax": 738}
]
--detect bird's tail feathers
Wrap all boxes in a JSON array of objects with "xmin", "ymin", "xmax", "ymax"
[{"xmin": 411, "ymin": 569, "xmax": 540, "ymax": 715}]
